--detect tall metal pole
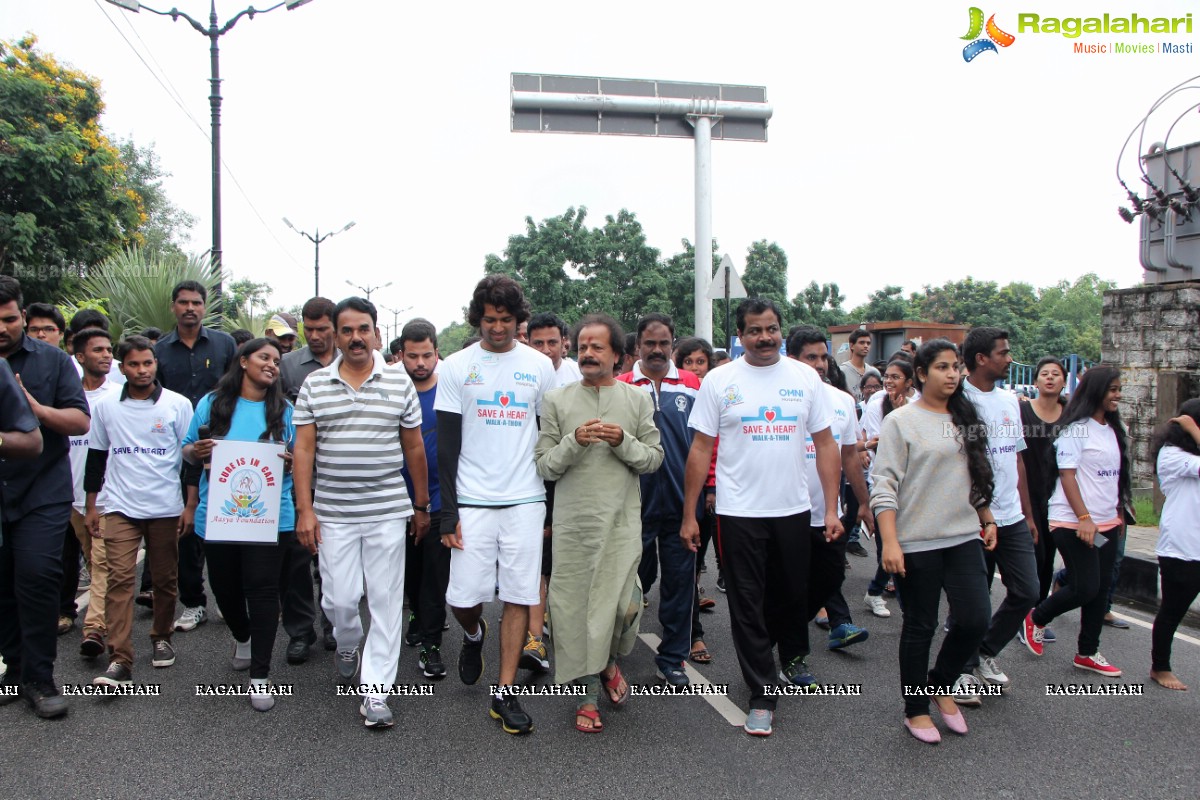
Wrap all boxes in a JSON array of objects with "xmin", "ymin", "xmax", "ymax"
[
  {"xmin": 313, "ymin": 231, "xmax": 320, "ymax": 296},
  {"xmin": 207, "ymin": 1, "xmax": 223, "ymax": 312},
  {"xmin": 692, "ymin": 114, "xmax": 714, "ymax": 343}
]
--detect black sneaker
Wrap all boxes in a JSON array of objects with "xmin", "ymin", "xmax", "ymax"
[
  {"xmin": 489, "ymin": 693, "xmax": 534, "ymax": 735},
  {"xmin": 23, "ymin": 682, "xmax": 68, "ymax": 719},
  {"xmin": 716, "ymin": 573, "xmax": 726, "ymax": 594},
  {"xmin": 80, "ymin": 634, "xmax": 106, "ymax": 660},
  {"xmin": 0, "ymin": 670, "xmax": 21, "ymax": 706},
  {"xmin": 151, "ymin": 639, "xmax": 176, "ymax": 668},
  {"xmin": 405, "ymin": 613, "xmax": 421, "ymax": 647},
  {"xmin": 419, "ymin": 646, "xmax": 447, "ymax": 680},
  {"xmin": 93, "ymin": 662, "xmax": 133, "ymax": 688},
  {"xmin": 458, "ymin": 620, "xmax": 487, "ymax": 685},
  {"xmin": 846, "ymin": 541, "xmax": 870, "ymax": 558}
]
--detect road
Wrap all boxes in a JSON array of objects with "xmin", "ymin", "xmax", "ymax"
[{"xmin": 1, "ymin": 550, "xmax": 1197, "ymax": 800}]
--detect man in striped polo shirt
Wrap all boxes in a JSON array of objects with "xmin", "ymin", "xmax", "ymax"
[{"xmin": 293, "ymin": 297, "xmax": 430, "ymax": 729}]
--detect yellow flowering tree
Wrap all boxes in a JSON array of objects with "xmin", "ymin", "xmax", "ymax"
[{"xmin": 0, "ymin": 35, "xmax": 142, "ymax": 300}]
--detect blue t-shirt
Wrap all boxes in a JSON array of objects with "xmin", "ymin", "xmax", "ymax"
[
  {"xmin": 184, "ymin": 394, "xmax": 297, "ymax": 538},
  {"xmin": 401, "ymin": 383, "xmax": 440, "ymax": 513}
]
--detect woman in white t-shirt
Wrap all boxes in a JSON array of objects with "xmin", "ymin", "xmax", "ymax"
[
  {"xmin": 1149, "ymin": 400, "xmax": 1200, "ymax": 690},
  {"xmin": 1020, "ymin": 366, "xmax": 1130, "ymax": 677}
]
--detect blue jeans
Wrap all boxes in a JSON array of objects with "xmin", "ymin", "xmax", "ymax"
[{"xmin": 640, "ymin": 515, "xmax": 694, "ymax": 671}]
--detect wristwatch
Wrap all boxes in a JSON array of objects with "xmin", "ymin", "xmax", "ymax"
[{"xmin": 415, "ymin": 503, "xmax": 432, "ymax": 513}]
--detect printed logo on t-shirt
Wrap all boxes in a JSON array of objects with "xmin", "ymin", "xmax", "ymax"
[
  {"xmin": 150, "ymin": 417, "xmax": 168, "ymax": 435},
  {"xmin": 674, "ymin": 394, "xmax": 689, "ymax": 413},
  {"xmin": 476, "ymin": 391, "xmax": 530, "ymax": 427},
  {"xmin": 512, "ymin": 371, "xmax": 541, "ymax": 389},
  {"xmin": 1096, "ymin": 468, "xmax": 1119, "ymax": 478},
  {"xmin": 740, "ymin": 406, "xmax": 798, "ymax": 441},
  {"xmin": 464, "ymin": 363, "xmax": 485, "ymax": 386},
  {"xmin": 721, "ymin": 384, "xmax": 745, "ymax": 409}
]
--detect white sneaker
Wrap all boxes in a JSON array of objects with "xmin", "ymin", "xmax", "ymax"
[
  {"xmin": 864, "ymin": 593, "xmax": 891, "ymax": 618},
  {"xmin": 174, "ymin": 606, "xmax": 208, "ymax": 632},
  {"xmin": 952, "ymin": 672, "xmax": 984, "ymax": 707},
  {"xmin": 249, "ymin": 679, "xmax": 275, "ymax": 712},
  {"xmin": 975, "ymin": 655, "xmax": 1010, "ymax": 687}
]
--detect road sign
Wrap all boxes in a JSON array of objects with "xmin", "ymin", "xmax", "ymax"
[{"xmin": 707, "ymin": 254, "xmax": 748, "ymax": 300}]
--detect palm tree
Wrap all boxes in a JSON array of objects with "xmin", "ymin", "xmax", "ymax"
[{"xmin": 76, "ymin": 246, "xmax": 221, "ymax": 340}]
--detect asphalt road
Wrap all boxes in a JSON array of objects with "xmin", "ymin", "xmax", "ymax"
[{"xmin": 1, "ymin": 549, "xmax": 1197, "ymax": 800}]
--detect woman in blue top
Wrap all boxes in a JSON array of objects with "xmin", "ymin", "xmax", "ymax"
[{"xmin": 183, "ymin": 338, "xmax": 296, "ymax": 711}]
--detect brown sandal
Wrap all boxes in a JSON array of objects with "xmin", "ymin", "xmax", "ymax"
[{"xmin": 689, "ymin": 643, "xmax": 713, "ymax": 664}]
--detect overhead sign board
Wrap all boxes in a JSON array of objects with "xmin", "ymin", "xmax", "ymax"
[{"xmin": 511, "ymin": 73, "xmax": 769, "ymax": 142}]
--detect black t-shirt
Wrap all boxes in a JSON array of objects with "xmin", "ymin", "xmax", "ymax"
[{"xmin": 1019, "ymin": 399, "xmax": 1065, "ymax": 505}]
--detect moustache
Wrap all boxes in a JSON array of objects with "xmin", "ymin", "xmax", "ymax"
[{"xmin": 580, "ymin": 359, "xmax": 601, "ymax": 367}]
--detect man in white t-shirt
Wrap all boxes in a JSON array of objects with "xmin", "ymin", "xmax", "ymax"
[
  {"xmin": 436, "ymin": 275, "xmax": 555, "ymax": 735},
  {"xmin": 787, "ymin": 327, "xmax": 873, "ymax": 663},
  {"xmin": 85, "ymin": 336, "xmax": 194, "ymax": 690},
  {"xmin": 955, "ymin": 327, "xmax": 1039, "ymax": 702},
  {"xmin": 69, "ymin": 328, "xmax": 120, "ymax": 660},
  {"xmin": 680, "ymin": 299, "xmax": 844, "ymax": 737}
]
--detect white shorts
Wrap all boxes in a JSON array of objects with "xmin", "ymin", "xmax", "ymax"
[{"xmin": 446, "ymin": 503, "xmax": 545, "ymax": 607}]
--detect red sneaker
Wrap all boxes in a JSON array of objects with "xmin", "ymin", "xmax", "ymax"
[
  {"xmin": 1073, "ymin": 653, "xmax": 1122, "ymax": 677},
  {"xmin": 1018, "ymin": 611, "xmax": 1044, "ymax": 656}
]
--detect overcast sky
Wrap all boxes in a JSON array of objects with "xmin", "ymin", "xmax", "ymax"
[{"xmin": 5, "ymin": 1, "xmax": 1197, "ymax": 334}]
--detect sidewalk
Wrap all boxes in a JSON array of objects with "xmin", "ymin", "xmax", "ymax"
[{"xmin": 1116, "ymin": 525, "xmax": 1200, "ymax": 616}]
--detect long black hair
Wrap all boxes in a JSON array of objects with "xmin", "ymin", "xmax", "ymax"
[
  {"xmin": 1055, "ymin": 364, "xmax": 1130, "ymax": 505},
  {"xmin": 913, "ymin": 339, "xmax": 994, "ymax": 508},
  {"xmin": 207, "ymin": 338, "xmax": 288, "ymax": 443},
  {"xmin": 1152, "ymin": 399, "xmax": 1200, "ymax": 472},
  {"xmin": 881, "ymin": 359, "xmax": 914, "ymax": 420}
]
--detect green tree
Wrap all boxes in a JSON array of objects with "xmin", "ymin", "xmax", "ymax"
[
  {"xmin": 741, "ymin": 240, "xmax": 789, "ymax": 309},
  {"xmin": 662, "ymin": 238, "xmax": 723, "ymax": 344},
  {"xmin": 849, "ymin": 285, "xmax": 911, "ymax": 322},
  {"xmin": 0, "ymin": 36, "xmax": 141, "ymax": 301},
  {"xmin": 437, "ymin": 319, "xmax": 473, "ymax": 355},
  {"xmin": 790, "ymin": 281, "xmax": 849, "ymax": 330},
  {"xmin": 578, "ymin": 209, "xmax": 668, "ymax": 332},
  {"xmin": 71, "ymin": 246, "xmax": 220, "ymax": 340},
  {"xmin": 484, "ymin": 207, "xmax": 594, "ymax": 320},
  {"xmin": 117, "ymin": 138, "xmax": 196, "ymax": 262}
]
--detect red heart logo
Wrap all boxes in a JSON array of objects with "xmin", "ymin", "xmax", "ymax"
[
  {"xmin": 765, "ymin": 410, "xmax": 776, "ymax": 422},
  {"xmin": 499, "ymin": 395, "xmax": 510, "ymax": 407}
]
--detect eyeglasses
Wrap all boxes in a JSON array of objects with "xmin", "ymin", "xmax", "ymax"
[{"xmin": 28, "ymin": 325, "xmax": 61, "ymax": 335}]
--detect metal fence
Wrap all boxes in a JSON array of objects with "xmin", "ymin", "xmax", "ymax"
[{"xmin": 1005, "ymin": 354, "xmax": 1094, "ymax": 397}]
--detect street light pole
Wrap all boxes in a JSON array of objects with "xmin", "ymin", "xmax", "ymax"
[
  {"xmin": 282, "ymin": 218, "xmax": 355, "ymax": 296},
  {"xmin": 345, "ymin": 280, "xmax": 392, "ymax": 301},
  {"xmin": 105, "ymin": 0, "xmax": 314, "ymax": 313}
]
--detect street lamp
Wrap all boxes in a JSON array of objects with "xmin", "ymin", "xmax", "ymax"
[
  {"xmin": 345, "ymin": 280, "xmax": 391, "ymax": 301},
  {"xmin": 282, "ymin": 218, "xmax": 355, "ymax": 296},
  {"xmin": 105, "ymin": 0, "xmax": 315, "ymax": 311},
  {"xmin": 380, "ymin": 304, "xmax": 412, "ymax": 343}
]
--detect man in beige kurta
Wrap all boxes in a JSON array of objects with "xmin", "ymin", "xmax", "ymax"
[{"xmin": 535, "ymin": 314, "xmax": 663, "ymax": 731}]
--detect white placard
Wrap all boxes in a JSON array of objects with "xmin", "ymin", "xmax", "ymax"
[{"xmin": 205, "ymin": 440, "xmax": 285, "ymax": 544}]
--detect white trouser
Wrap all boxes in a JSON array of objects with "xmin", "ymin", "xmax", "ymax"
[{"xmin": 317, "ymin": 517, "xmax": 406, "ymax": 699}]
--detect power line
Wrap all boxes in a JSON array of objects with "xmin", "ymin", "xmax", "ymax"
[{"xmin": 91, "ymin": 0, "xmax": 305, "ymax": 275}]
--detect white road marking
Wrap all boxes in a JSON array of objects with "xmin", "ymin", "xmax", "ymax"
[
  {"xmin": 638, "ymin": 632, "xmax": 746, "ymax": 726},
  {"xmin": 1111, "ymin": 609, "xmax": 1200, "ymax": 647}
]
